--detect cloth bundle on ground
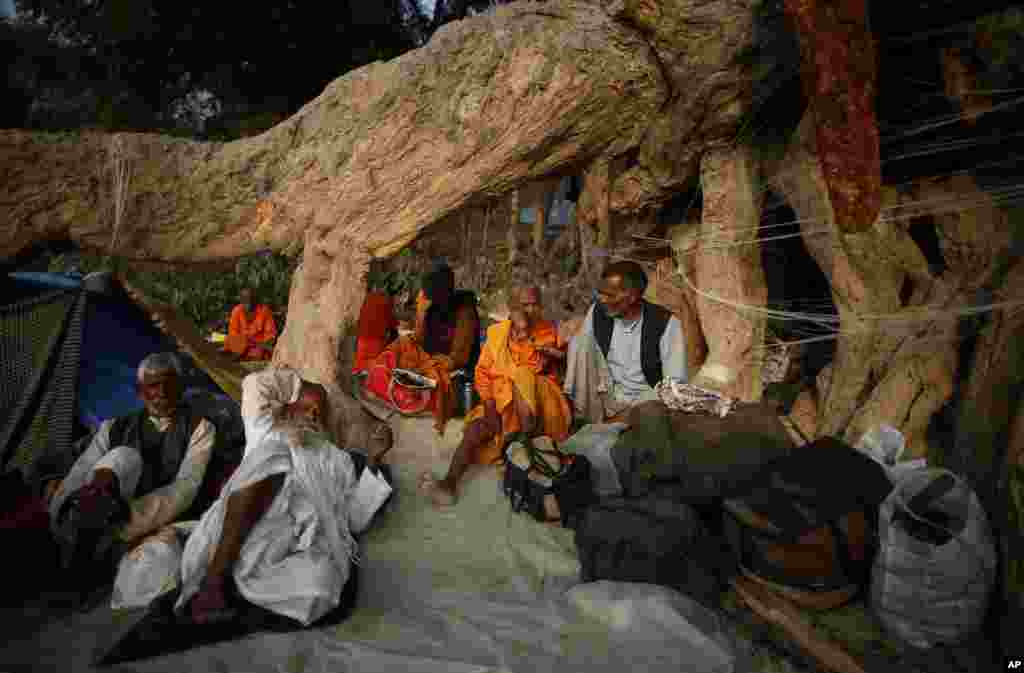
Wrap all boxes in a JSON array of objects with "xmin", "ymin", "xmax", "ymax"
[
  {"xmin": 723, "ymin": 437, "xmax": 894, "ymax": 610},
  {"xmin": 608, "ymin": 400, "xmax": 795, "ymax": 503},
  {"xmin": 870, "ymin": 468, "xmax": 997, "ymax": 649},
  {"xmin": 574, "ymin": 494, "xmax": 731, "ymax": 609},
  {"xmin": 559, "ymin": 403, "xmax": 792, "ymax": 610}
]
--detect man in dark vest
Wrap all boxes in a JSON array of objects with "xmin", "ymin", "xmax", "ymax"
[
  {"xmin": 46, "ymin": 352, "xmax": 218, "ymax": 587},
  {"xmin": 563, "ymin": 261, "xmax": 687, "ymax": 423}
]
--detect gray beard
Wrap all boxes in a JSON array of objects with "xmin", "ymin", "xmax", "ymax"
[{"xmin": 276, "ymin": 415, "xmax": 329, "ymax": 449}]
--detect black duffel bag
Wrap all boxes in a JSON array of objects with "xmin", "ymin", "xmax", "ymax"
[
  {"xmin": 611, "ymin": 401, "xmax": 794, "ymax": 505},
  {"xmin": 502, "ymin": 433, "xmax": 595, "ymax": 529},
  {"xmin": 574, "ymin": 495, "xmax": 730, "ymax": 608}
]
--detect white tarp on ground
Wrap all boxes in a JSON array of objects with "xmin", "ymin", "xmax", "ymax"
[{"xmin": 3, "ymin": 455, "xmax": 753, "ymax": 673}]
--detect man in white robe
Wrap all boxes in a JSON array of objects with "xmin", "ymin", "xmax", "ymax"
[{"xmin": 174, "ymin": 367, "xmax": 393, "ymax": 627}]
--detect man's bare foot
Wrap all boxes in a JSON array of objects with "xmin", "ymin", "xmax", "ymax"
[{"xmin": 418, "ymin": 472, "xmax": 457, "ymax": 508}]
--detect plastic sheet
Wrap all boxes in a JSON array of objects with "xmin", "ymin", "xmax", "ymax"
[
  {"xmin": 111, "ymin": 528, "xmax": 183, "ymax": 611},
  {"xmin": 871, "ymin": 469, "xmax": 997, "ymax": 648},
  {"xmin": 4, "ymin": 463, "xmax": 747, "ymax": 673}
]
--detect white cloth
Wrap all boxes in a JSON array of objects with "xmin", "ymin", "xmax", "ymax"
[
  {"xmin": 655, "ymin": 380, "xmax": 736, "ymax": 418},
  {"xmin": 112, "ymin": 527, "xmax": 184, "ymax": 610},
  {"xmin": 48, "ymin": 415, "xmax": 216, "ymax": 543},
  {"xmin": 564, "ymin": 304, "xmax": 687, "ymax": 422},
  {"xmin": 175, "ymin": 369, "xmax": 393, "ymax": 626},
  {"xmin": 240, "ymin": 367, "xmax": 303, "ymax": 456},
  {"xmin": 604, "ymin": 308, "xmax": 687, "ymax": 403},
  {"xmin": 559, "ymin": 423, "xmax": 630, "ymax": 497}
]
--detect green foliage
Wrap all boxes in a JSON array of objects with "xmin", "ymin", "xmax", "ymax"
[
  {"xmin": 11, "ymin": 0, "xmax": 420, "ymax": 138},
  {"xmin": 368, "ymin": 248, "xmax": 417, "ymax": 296},
  {"xmin": 48, "ymin": 250, "xmax": 297, "ymax": 330}
]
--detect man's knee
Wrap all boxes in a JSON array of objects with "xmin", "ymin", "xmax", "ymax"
[
  {"xmin": 465, "ymin": 417, "xmax": 498, "ymax": 445},
  {"xmin": 92, "ymin": 445, "xmax": 144, "ymax": 498}
]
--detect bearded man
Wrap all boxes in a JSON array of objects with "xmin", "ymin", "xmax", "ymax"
[
  {"xmin": 47, "ymin": 352, "xmax": 218, "ymax": 590},
  {"xmin": 174, "ymin": 368, "xmax": 394, "ymax": 626},
  {"xmin": 420, "ymin": 287, "xmax": 572, "ymax": 507}
]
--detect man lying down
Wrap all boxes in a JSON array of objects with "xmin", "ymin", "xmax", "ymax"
[{"xmin": 115, "ymin": 367, "xmax": 394, "ymax": 628}]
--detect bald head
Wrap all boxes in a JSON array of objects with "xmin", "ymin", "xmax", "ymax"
[{"xmin": 511, "ymin": 286, "xmax": 543, "ymax": 325}]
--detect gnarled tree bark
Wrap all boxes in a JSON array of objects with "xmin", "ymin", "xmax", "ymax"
[{"xmin": 2, "ymin": 0, "xmax": 758, "ymax": 390}]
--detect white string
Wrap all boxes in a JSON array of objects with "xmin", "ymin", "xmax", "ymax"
[
  {"xmin": 109, "ymin": 135, "xmax": 132, "ymax": 256},
  {"xmin": 881, "ymin": 94, "xmax": 1024, "ymax": 140}
]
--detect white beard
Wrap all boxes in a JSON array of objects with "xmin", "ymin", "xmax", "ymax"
[{"xmin": 276, "ymin": 415, "xmax": 330, "ymax": 450}]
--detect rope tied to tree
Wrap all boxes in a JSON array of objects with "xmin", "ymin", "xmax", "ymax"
[{"xmin": 107, "ymin": 135, "xmax": 133, "ymax": 264}]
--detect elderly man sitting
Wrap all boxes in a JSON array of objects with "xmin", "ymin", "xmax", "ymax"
[
  {"xmin": 174, "ymin": 367, "xmax": 393, "ymax": 627},
  {"xmin": 564, "ymin": 261, "xmax": 688, "ymax": 424},
  {"xmin": 47, "ymin": 353, "xmax": 218, "ymax": 589},
  {"xmin": 420, "ymin": 287, "xmax": 572, "ymax": 507}
]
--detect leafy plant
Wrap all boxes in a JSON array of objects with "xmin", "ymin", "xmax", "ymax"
[{"xmin": 49, "ymin": 249, "xmax": 298, "ymax": 331}]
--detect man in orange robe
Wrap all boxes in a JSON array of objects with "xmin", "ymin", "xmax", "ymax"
[
  {"xmin": 420, "ymin": 287, "xmax": 571, "ymax": 507},
  {"xmin": 223, "ymin": 288, "xmax": 277, "ymax": 361},
  {"xmin": 353, "ymin": 288, "xmax": 398, "ymax": 374},
  {"xmin": 369, "ymin": 265, "xmax": 479, "ymax": 435}
]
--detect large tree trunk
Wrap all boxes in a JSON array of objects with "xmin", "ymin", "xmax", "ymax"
[
  {"xmin": 691, "ymin": 145, "xmax": 768, "ymax": 401},
  {"xmin": 768, "ymin": 114, "xmax": 960, "ymax": 447},
  {"xmin": 1, "ymin": 0, "xmax": 757, "ymax": 389},
  {"xmin": 782, "ymin": 0, "xmax": 881, "ymax": 236}
]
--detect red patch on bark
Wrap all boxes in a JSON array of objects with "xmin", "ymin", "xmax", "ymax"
[{"xmin": 784, "ymin": 0, "xmax": 881, "ymax": 234}]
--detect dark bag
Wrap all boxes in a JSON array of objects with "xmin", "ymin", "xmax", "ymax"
[
  {"xmin": 574, "ymin": 496, "xmax": 727, "ymax": 608},
  {"xmin": 502, "ymin": 433, "xmax": 595, "ymax": 529},
  {"xmin": 611, "ymin": 401, "xmax": 794, "ymax": 504},
  {"xmin": 723, "ymin": 436, "xmax": 893, "ymax": 609}
]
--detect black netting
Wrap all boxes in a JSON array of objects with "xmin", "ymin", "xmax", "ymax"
[{"xmin": 0, "ymin": 288, "xmax": 86, "ymax": 484}]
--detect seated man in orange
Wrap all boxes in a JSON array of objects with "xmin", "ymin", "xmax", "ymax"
[
  {"xmin": 224, "ymin": 288, "xmax": 277, "ymax": 361},
  {"xmin": 420, "ymin": 287, "xmax": 572, "ymax": 507},
  {"xmin": 370, "ymin": 264, "xmax": 480, "ymax": 435},
  {"xmin": 353, "ymin": 280, "xmax": 399, "ymax": 374}
]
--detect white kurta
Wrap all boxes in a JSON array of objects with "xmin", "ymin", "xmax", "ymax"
[
  {"xmin": 563, "ymin": 304, "xmax": 687, "ymax": 423},
  {"xmin": 174, "ymin": 369, "xmax": 393, "ymax": 626},
  {"xmin": 49, "ymin": 415, "xmax": 216, "ymax": 542}
]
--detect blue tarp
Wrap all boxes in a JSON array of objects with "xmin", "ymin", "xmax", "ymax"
[
  {"xmin": 78, "ymin": 291, "xmax": 178, "ymax": 430},
  {"xmin": 7, "ymin": 271, "xmax": 83, "ymax": 291},
  {"xmin": 6, "ymin": 272, "xmax": 225, "ymax": 432}
]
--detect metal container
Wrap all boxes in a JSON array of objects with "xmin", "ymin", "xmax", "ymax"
[{"xmin": 455, "ymin": 378, "xmax": 478, "ymax": 417}]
